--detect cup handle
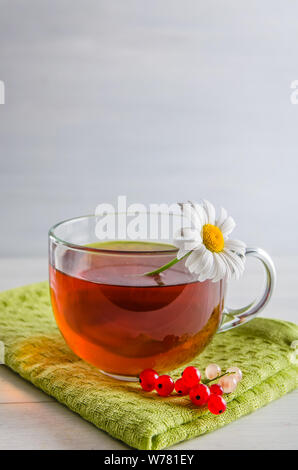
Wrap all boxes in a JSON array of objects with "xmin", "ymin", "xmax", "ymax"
[{"xmin": 217, "ymin": 247, "xmax": 276, "ymax": 334}]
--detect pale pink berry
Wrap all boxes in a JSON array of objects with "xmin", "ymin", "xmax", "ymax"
[
  {"xmin": 205, "ymin": 363, "xmax": 221, "ymax": 380},
  {"xmin": 219, "ymin": 375, "xmax": 238, "ymax": 393},
  {"xmin": 226, "ymin": 366, "xmax": 242, "ymax": 382}
]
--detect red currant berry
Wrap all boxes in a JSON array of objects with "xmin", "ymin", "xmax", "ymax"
[
  {"xmin": 182, "ymin": 366, "xmax": 201, "ymax": 388},
  {"xmin": 174, "ymin": 378, "xmax": 190, "ymax": 396},
  {"xmin": 208, "ymin": 394, "xmax": 227, "ymax": 415},
  {"xmin": 209, "ymin": 384, "xmax": 224, "ymax": 396},
  {"xmin": 189, "ymin": 384, "xmax": 210, "ymax": 406},
  {"xmin": 155, "ymin": 375, "xmax": 175, "ymax": 396},
  {"xmin": 139, "ymin": 369, "xmax": 159, "ymax": 392}
]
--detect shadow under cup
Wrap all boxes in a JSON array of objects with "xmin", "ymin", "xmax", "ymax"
[{"xmin": 49, "ymin": 215, "xmax": 226, "ymax": 379}]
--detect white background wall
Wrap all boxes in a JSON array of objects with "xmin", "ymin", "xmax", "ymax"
[{"xmin": 0, "ymin": 1, "xmax": 297, "ymax": 257}]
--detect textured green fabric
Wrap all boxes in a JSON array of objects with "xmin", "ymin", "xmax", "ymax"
[{"xmin": 0, "ymin": 281, "xmax": 297, "ymax": 450}]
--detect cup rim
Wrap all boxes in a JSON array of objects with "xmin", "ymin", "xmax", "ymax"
[{"xmin": 49, "ymin": 214, "xmax": 179, "ymax": 255}]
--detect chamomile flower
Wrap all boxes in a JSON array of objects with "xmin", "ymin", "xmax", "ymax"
[{"xmin": 175, "ymin": 200, "xmax": 246, "ymax": 282}]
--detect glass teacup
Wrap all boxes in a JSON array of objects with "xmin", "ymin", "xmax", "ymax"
[{"xmin": 49, "ymin": 213, "xmax": 275, "ymax": 380}]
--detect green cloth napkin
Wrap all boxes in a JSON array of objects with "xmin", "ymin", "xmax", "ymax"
[{"xmin": 0, "ymin": 281, "xmax": 297, "ymax": 450}]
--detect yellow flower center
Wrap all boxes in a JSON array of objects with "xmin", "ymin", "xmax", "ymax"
[{"xmin": 202, "ymin": 224, "xmax": 224, "ymax": 253}]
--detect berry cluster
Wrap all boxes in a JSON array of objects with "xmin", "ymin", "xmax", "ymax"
[{"xmin": 139, "ymin": 364, "xmax": 242, "ymax": 415}]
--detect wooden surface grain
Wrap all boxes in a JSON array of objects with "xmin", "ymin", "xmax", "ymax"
[{"xmin": 0, "ymin": 256, "xmax": 297, "ymax": 450}]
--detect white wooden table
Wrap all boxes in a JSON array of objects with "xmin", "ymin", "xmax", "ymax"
[{"xmin": 0, "ymin": 257, "xmax": 297, "ymax": 450}]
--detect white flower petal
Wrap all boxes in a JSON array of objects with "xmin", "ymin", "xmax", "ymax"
[
  {"xmin": 218, "ymin": 252, "xmax": 232, "ymax": 280},
  {"xmin": 185, "ymin": 246, "xmax": 205, "ymax": 268},
  {"xmin": 224, "ymin": 250, "xmax": 246, "ymax": 279},
  {"xmin": 225, "ymin": 249, "xmax": 246, "ymax": 270},
  {"xmin": 185, "ymin": 250, "xmax": 198, "ymax": 269},
  {"xmin": 212, "ymin": 253, "xmax": 227, "ymax": 282},
  {"xmin": 180, "ymin": 203, "xmax": 202, "ymax": 230},
  {"xmin": 211, "ymin": 254, "xmax": 221, "ymax": 280},
  {"xmin": 203, "ymin": 200, "xmax": 216, "ymax": 225},
  {"xmin": 186, "ymin": 249, "xmax": 205, "ymax": 273},
  {"xmin": 192, "ymin": 243, "xmax": 206, "ymax": 255},
  {"xmin": 174, "ymin": 227, "xmax": 202, "ymax": 259},
  {"xmin": 198, "ymin": 259, "xmax": 215, "ymax": 282},
  {"xmin": 198, "ymin": 271, "xmax": 212, "ymax": 282},
  {"xmin": 224, "ymin": 256, "xmax": 241, "ymax": 280},
  {"xmin": 174, "ymin": 227, "xmax": 201, "ymax": 244},
  {"xmin": 195, "ymin": 250, "xmax": 213, "ymax": 279},
  {"xmin": 174, "ymin": 233, "xmax": 188, "ymax": 250},
  {"xmin": 177, "ymin": 247, "xmax": 191, "ymax": 260},
  {"xmin": 187, "ymin": 201, "xmax": 208, "ymax": 227},
  {"xmin": 225, "ymin": 239, "xmax": 246, "ymax": 256},
  {"xmin": 181, "ymin": 227, "xmax": 202, "ymax": 242},
  {"xmin": 220, "ymin": 216, "xmax": 236, "ymax": 237},
  {"xmin": 205, "ymin": 255, "xmax": 217, "ymax": 282},
  {"xmin": 175, "ymin": 235, "xmax": 191, "ymax": 258},
  {"xmin": 216, "ymin": 207, "xmax": 227, "ymax": 227},
  {"xmin": 176, "ymin": 241, "xmax": 202, "ymax": 259},
  {"xmin": 184, "ymin": 241, "xmax": 201, "ymax": 253},
  {"xmin": 197, "ymin": 250, "xmax": 213, "ymax": 274}
]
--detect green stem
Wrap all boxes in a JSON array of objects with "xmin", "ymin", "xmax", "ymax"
[
  {"xmin": 203, "ymin": 371, "xmax": 235, "ymax": 385},
  {"xmin": 144, "ymin": 253, "xmax": 190, "ymax": 277}
]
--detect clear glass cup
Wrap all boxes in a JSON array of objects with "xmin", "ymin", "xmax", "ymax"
[{"xmin": 49, "ymin": 213, "xmax": 276, "ymax": 380}]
